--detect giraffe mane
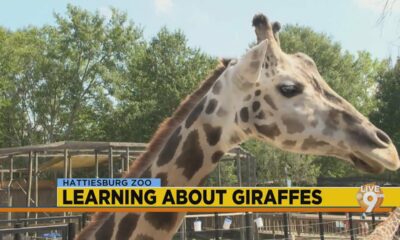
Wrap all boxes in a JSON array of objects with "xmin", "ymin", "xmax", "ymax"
[
  {"xmin": 75, "ymin": 59, "xmax": 230, "ymax": 240},
  {"xmin": 124, "ymin": 58, "xmax": 230, "ymax": 178}
]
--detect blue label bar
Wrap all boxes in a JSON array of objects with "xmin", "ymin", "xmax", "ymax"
[{"xmin": 57, "ymin": 178, "xmax": 161, "ymax": 187}]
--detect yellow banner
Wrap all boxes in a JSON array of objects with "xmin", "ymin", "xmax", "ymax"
[{"xmin": 57, "ymin": 186, "xmax": 400, "ymax": 211}]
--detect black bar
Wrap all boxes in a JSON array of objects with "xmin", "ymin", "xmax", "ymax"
[
  {"xmin": 95, "ymin": 150, "xmax": 99, "ymax": 178},
  {"xmin": 13, "ymin": 223, "xmax": 22, "ymax": 240},
  {"xmin": 283, "ymin": 213, "xmax": 290, "ymax": 240},
  {"xmin": 349, "ymin": 213, "xmax": 355, "ymax": 240},
  {"xmin": 214, "ymin": 213, "xmax": 220, "ymax": 240},
  {"xmin": 68, "ymin": 222, "xmax": 76, "ymax": 240},
  {"xmin": 371, "ymin": 213, "xmax": 376, "ymax": 229},
  {"xmin": 245, "ymin": 212, "xmax": 253, "ymax": 240},
  {"xmin": 82, "ymin": 213, "xmax": 87, "ymax": 228},
  {"xmin": 109, "ymin": 147, "xmax": 113, "ymax": 178},
  {"xmin": 318, "ymin": 212, "xmax": 324, "ymax": 240}
]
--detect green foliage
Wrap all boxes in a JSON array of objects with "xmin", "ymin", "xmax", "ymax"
[
  {"xmin": 370, "ymin": 60, "xmax": 400, "ymax": 181},
  {"xmin": 242, "ymin": 140, "xmax": 320, "ymax": 186},
  {"xmin": 0, "ymin": 5, "xmax": 142, "ymax": 146},
  {"xmin": 0, "ymin": 7, "xmax": 396, "ymax": 184},
  {"xmin": 105, "ymin": 27, "xmax": 217, "ymax": 142}
]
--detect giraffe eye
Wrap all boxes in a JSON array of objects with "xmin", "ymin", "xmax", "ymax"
[{"xmin": 278, "ymin": 83, "xmax": 303, "ymax": 98}]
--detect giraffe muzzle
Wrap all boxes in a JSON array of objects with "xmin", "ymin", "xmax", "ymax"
[
  {"xmin": 350, "ymin": 153, "xmax": 385, "ymax": 174},
  {"xmin": 349, "ymin": 143, "xmax": 400, "ymax": 174}
]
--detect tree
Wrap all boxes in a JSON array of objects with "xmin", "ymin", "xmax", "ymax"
[
  {"xmin": 106, "ymin": 27, "xmax": 217, "ymax": 142},
  {"xmin": 0, "ymin": 5, "xmax": 142, "ymax": 146},
  {"xmin": 370, "ymin": 59, "xmax": 400, "ymax": 181}
]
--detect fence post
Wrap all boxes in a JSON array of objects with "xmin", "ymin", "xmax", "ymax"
[
  {"xmin": 283, "ymin": 213, "xmax": 290, "ymax": 240},
  {"xmin": 214, "ymin": 213, "xmax": 220, "ymax": 240},
  {"xmin": 82, "ymin": 213, "xmax": 87, "ymax": 228},
  {"xmin": 108, "ymin": 147, "xmax": 113, "ymax": 178},
  {"xmin": 348, "ymin": 212, "xmax": 355, "ymax": 240},
  {"xmin": 245, "ymin": 212, "xmax": 253, "ymax": 240},
  {"xmin": 68, "ymin": 222, "xmax": 76, "ymax": 240},
  {"xmin": 318, "ymin": 212, "xmax": 325, "ymax": 240},
  {"xmin": 13, "ymin": 223, "xmax": 22, "ymax": 240},
  {"xmin": 371, "ymin": 213, "xmax": 376, "ymax": 229}
]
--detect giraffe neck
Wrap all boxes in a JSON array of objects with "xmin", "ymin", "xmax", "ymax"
[
  {"xmin": 147, "ymin": 93, "xmax": 247, "ymax": 187},
  {"xmin": 366, "ymin": 208, "xmax": 400, "ymax": 240},
  {"xmin": 76, "ymin": 78, "xmax": 252, "ymax": 240},
  {"xmin": 112, "ymin": 84, "xmax": 248, "ymax": 239}
]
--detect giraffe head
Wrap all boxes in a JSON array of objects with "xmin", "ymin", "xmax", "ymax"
[{"xmin": 221, "ymin": 14, "xmax": 399, "ymax": 174}]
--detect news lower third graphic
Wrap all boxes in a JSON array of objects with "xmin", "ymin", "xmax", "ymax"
[
  {"xmin": 1, "ymin": 178, "xmax": 398, "ymax": 212},
  {"xmin": 49, "ymin": 179, "xmax": 400, "ymax": 212}
]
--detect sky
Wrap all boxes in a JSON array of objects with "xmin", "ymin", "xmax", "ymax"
[{"xmin": 1, "ymin": 0, "xmax": 400, "ymax": 60}]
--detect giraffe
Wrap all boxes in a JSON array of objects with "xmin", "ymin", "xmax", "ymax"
[
  {"xmin": 365, "ymin": 208, "xmax": 400, "ymax": 240},
  {"xmin": 75, "ymin": 13, "xmax": 400, "ymax": 240}
]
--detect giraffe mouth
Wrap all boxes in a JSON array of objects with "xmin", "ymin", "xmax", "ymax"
[{"xmin": 350, "ymin": 154, "xmax": 385, "ymax": 174}]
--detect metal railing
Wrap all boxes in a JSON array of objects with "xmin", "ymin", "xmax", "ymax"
[{"xmin": 0, "ymin": 223, "xmax": 72, "ymax": 240}]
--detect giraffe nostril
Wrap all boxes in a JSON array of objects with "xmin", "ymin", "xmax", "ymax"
[{"xmin": 376, "ymin": 130, "xmax": 391, "ymax": 145}]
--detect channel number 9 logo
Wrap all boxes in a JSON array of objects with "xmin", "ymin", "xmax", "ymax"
[{"xmin": 356, "ymin": 184, "xmax": 384, "ymax": 212}]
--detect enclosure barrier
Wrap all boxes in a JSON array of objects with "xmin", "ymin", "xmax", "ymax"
[
  {"xmin": 175, "ymin": 211, "xmax": 398, "ymax": 240},
  {"xmin": 0, "ymin": 223, "xmax": 72, "ymax": 240}
]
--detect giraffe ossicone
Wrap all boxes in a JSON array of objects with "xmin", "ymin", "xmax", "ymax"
[{"xmin": 76, "ymin": 13, "xmax": 400, "ymax": 240}]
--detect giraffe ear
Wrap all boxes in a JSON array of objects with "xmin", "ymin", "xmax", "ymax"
[{"xmin": 233, "ymin": 39, "xmax": 268, "ymax": 89}]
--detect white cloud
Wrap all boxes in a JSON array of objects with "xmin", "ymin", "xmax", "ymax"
[
  {"xmin": 355, "ymin": 0, "xmax": 400, "ymax": 13},
  {"xmin": 154, "ymin": 0, "xmax": 173, "ymax": 15}
]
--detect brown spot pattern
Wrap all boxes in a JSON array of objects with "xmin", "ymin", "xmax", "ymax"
[
  {"xmin": 95, "ymin": 213, "xmax": 115, "ymax": 240},
  {"xmin": 211, "ymin": 151, "xmax": 225, "ymax": 163},
  {"xmin": 157, "ymin": 126, "xmax": 182, "ymax": 167},
  {"xmin": 244, "ymin": 94, "xmax": 252, "ymax": 101},
  {"xmin": 282, "ymin": 140, "xmax": 296, "ymax": 147},
  {"xmin": 342, "ymin": 111, "xmax": 362, "ymax": 125},
  {"xmin": 255, "ymin": 111, "xmax": 265, "ymax": 119},
  {"xmin": 144, "ymin": 212, "xmax": 178, "ymax": 232},
  {"xmin": 240, "ymin": 107, "xmax": 249, "ymax": 122},
  {"xmin": 205, "ymin": 99, "xmax": 218, "ymax": 114},
  {"xmin": 252, "ymin": 101, "xmax": 261, "ymax": 112},
  {"xmin": 115, "ymin": 213, "xmax": 139, "ymax": 240},
  {"xmin": 282, "ymin": 116, "xmax": 305, "ymax": 134},
  {"xmin": 140, "ymin": 167, "xmax": 152, "ymax": 178},
  {"xmin": 212, "ymin": 81, "xmax": 222, "ymax": 94},
  {"xmin": 203, "ymin": 124, "xmax": 222, "ymax": 146},
  {"xmin": 135, "ymin": 234, "xmax": 154, "ymax": 240},
  {"xmin": 255, "ymin": 89, "xmax": 261, "ymax": 96},
  {"xmin": 185, "ymin": 97, "xmax": 206, "ymax": 128},
  {"xmin": 301, "ymin": 136, "xmax": 329, "ymax": 150},
  {"xmin": 155, "ymin": 172, "xmax": 168, "ymax": 186},
  {"xmin": 263, "ymin": 95, "xmax": 277, "ymax": 110},
  {"xmin": 323, "ymin": 109, "xmax": 340, "ymax": 136},
  {"xmin": 254, "ymin": 123, "xmax": 281, "ymax": 139},
  {"xmin": 176, "ymin": 130, "xmax": 204, "ymax": 180}
]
